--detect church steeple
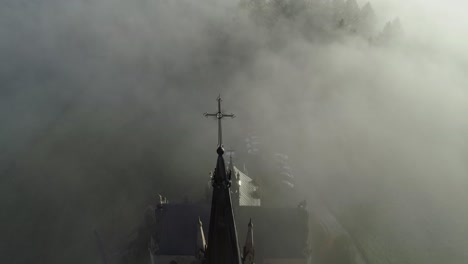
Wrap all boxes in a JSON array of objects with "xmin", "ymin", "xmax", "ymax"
[
  {"xmin": 242, "ymin": 219, "xmax": 255, "ymax": 264},
  {"xmin": 204, "ymin": 96, "xmax": 242, "ymax": 264}
]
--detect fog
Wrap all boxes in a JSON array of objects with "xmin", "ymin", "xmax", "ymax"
[{"xmin": 1, "ymin": 0, "xmax": 467, "ymax": 263}]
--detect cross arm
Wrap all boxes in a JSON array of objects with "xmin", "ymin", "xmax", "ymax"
[{"xmin": 204, "ymin": 113, "xmax": 217, "ymax": 117}]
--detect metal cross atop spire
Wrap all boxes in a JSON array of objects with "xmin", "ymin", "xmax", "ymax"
[{"xmin": 204, "ymin": 95, "xmax": 235, "ymax": 148}]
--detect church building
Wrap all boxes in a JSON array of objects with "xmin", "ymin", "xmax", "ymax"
[{"xmin": 114, "ymin": 97, "xmax": 313, "ymax": 264}]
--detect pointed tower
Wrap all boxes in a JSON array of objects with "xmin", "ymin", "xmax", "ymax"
[
  {"xmin": 205, "ymin": 146, "xmax": 242, "ymax": 264},
  {"xmin": 204, "ymin": 96, "xmax": 241, "ymax": 264},
  {"xmin": 196, "ymin": 217, "xmax": 207, "ymax": 260},
  {"xmin": 242, "ymin": 219, "xmax": 255, "ymax": 264}
]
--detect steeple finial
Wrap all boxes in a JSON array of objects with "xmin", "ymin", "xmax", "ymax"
[
  {"xmin": 242, "ymin": 219, "xmax": 255, "ymax": 264},
  {"xmin": 204, "ymin": 95, "xmax": 236, "ymax": 148}
]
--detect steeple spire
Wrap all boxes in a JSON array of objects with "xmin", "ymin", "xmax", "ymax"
[
  {"xmin": 242, "ymin": 219, "xmax": 255, "ymax": 264},
  {"xmin": 204, "ymin": 96, "xmax": 241, "ymax": 264},
  {"xmin": 196, "ymin": 217, "xmax": 207, "ymax": 260}
]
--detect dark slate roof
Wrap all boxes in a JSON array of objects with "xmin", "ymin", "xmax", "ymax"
[{"xmin": 156, "ymin": 204, "xmax": 309, "ymax": 259}]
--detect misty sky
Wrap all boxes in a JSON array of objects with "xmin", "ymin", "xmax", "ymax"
[{"xmin": 1, "ymin": 0, "xmax": 468, "ymax": 263}]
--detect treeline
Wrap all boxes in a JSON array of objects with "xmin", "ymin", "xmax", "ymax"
[{"xmin": 237, "ymin": 0, "xmax": 402, "ymax": 44}]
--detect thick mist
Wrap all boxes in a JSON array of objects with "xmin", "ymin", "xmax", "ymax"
[{"xmin": 1, "ymin": 0, "xmax": 467, "ymax": 263}]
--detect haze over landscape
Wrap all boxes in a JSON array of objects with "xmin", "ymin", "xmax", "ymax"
[{"xmin": 1, "ymin": 0, "xmax": 468, "ymax": 263}]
